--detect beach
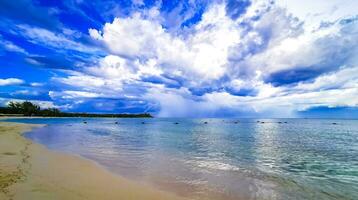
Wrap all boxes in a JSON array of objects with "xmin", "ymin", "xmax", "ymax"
[
  {"xmin": 1, "ymin": 118, "xmax": 357, "ymax": 200},
  {"xmin": 0, "ymin": 122, "xmax": 185, "ymax": 200}
]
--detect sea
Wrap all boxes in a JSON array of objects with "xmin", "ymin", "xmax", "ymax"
[{"xmin": 3, "ymin": 118, "xmax": 358, "ymax": 200}]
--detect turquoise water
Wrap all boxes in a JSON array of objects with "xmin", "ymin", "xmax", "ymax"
[{"xmin": 3, "ymin": 118, "xmax": 358, "ymax": 200}]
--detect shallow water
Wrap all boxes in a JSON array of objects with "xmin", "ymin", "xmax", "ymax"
[{"xmin": 4, "ymin": 118, "xmax": 358, "ymax": 200}]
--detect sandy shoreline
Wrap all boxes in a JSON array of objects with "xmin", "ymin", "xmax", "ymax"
[{"xmin": 0, "ymin": 122, "xmax": 186, "ymax": 200}]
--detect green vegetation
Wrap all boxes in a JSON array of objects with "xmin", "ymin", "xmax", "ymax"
[{"xmin": 0, "ymin": 101, "xmax": 152, "ymax": 118}]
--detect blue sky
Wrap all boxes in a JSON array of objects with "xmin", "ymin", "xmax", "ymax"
[{"xmin": 0, "ymin": 0, "xmax": 357, "ymax": 118}]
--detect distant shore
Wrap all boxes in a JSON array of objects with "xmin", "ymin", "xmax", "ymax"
[
  {"xmin": 0, "ymin": 122, "xmax": 184, "ymax": 200},
  {"xmin": 0, "ymin": 113, "xmax": 153, "ymax": 118},
  {"xmin": 1, "ymin": 101, "xmax": 152, "ymax": 118}
]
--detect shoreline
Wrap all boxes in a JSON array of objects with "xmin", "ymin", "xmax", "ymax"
[{"xmin": 0, "ymin": 122, "xmax": 185, "ymax": 200}]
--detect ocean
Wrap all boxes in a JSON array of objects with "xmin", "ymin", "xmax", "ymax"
[{"xmin": 3, "ymin": 118, "xmax": 358, "ymax": 200}]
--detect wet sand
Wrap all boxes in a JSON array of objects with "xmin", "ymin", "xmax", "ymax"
[{"xmin": 0, "ymin": 122, "xmax": 186, "ymax": 200}]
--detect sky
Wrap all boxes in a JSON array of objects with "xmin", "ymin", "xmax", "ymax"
[{"xmin": 0, "ymin": 0, "xmax": 357, "ymax": 118}]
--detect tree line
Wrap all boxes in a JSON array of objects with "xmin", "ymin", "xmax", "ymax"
[{"xmin": 0, "ymin": 101, "xmax": 152, "ymax": 118}]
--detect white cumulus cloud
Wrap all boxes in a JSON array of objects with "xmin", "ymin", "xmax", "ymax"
[
  {"xmin": 0, "ymin": 78, "xmax": 24, "ymax": 86},
  {"xmin": 53, "ymin": 0, "xmax": 358, "ymax": 117}
]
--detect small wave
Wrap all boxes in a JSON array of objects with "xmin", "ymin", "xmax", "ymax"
[{"xmin": 188, "ymin": 160, "xmax": 241, "ymax": 171}]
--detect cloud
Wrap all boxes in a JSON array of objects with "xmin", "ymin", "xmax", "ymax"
[
  {"xmin": 75, "ymin": 1, "xmax": 358, "ymax": 116},
  {"xmin": 11, "ymin": 90, "xmax": 40, "ymax": 96},
  {"xmin": 293, "ymin": 67, "xmax": 358, "ymax": 92},
  {"xmin": 275, "ymin": 0, "xmax": 357, "ymax": 28},
  {"xmin": 131, "ymin": 0, "xmax": 144, "ymax": 6},
  {"xmin": 225, "ymin": 0, "xmax": 251, "ymax": 20},
  {"xmin": 49, "ymin": 90, "xmax": 101, "ymax": 99},
  {"xmin": 15, "ymin": 25, "xmax": 101, "ymax": 54},
  {"xmin": 245, "ymin": 14, "xmax": 358, "ymax": 85},
  {"xmin": 2, "ymin": 0, "xmax": 357, "ymax": 117},
  {"xmin": 159, "ymin": 0, "xmax": 209, "ymax": 30},
  {"xmin": 30, "ymin": 82, "xmax": 44, "ymax": 87},
  {"xmin": 144, "ymin": 78, "xmax": 358, "ymax": 117},
  {"xmin": 90, "ymin": 4, "xmax": 242, "ymax": 82},
  {"xmin": 0, "ymin": 36, "xmax": 28, "ymax": 54},
  {"xmin": 0, "ymin": 78, "xmax": 24, "ymax": 86},
  {"xmin": 89, "ymin": 14, "xmax": 168, "ymax": 59}
]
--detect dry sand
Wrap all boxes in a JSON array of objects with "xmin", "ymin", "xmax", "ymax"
[{"xmin": 0, "ymin": 122, "xmax": 186, "ymax": 200}]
